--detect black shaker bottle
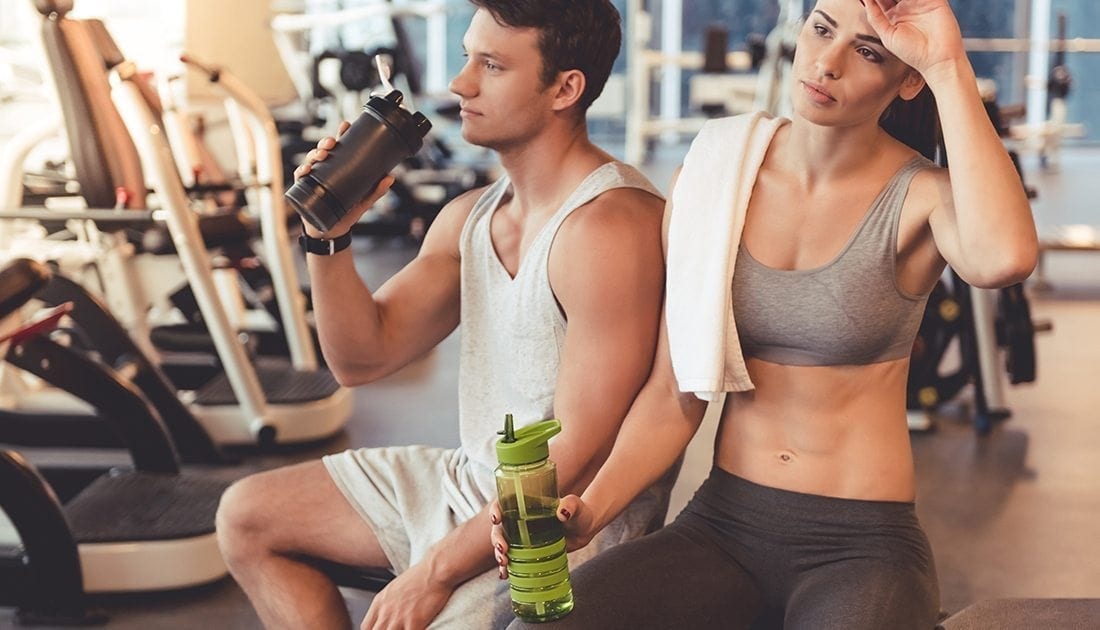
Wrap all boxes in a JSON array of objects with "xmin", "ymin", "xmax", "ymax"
[{"xmin": 285, "ymin": 89, "xmax": 432, "ymax": 233}]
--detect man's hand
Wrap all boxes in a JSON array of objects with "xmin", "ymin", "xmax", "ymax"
[
  {"xmin": 489, "ymin": 495, "xmax": 599, "ymax": 577},
  {"xmin": 293, "ymin": 120, "xmax": 396, "ymax": 239},
  {"xmin": 360, "ymin": 561, "xmax": 454, "ymax": 630}
]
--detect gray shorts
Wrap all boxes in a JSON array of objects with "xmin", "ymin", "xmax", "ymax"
[
  {"xmin": 324, "ymin": 445, "xmax": 677, "ymax": 629},
  {"xmin": 324, "ymin": 445, "xmax": 514, "ymax": 628}
]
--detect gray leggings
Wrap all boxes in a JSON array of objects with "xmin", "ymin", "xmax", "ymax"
[{"xmin": 508, "ymin": 468, "xmax": 939, "ymax": 630}]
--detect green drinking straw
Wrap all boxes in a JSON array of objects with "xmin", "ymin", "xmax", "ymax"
[
  {"xmin": 502, "ymin": 415, "xmax": 534, "ymax": 545},
  {"xmin": 503, "ymin": 415, "xmax": 541, "ymax": 615}
]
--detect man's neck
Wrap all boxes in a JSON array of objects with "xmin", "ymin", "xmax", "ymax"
[{"xmin": 497, "ymin": 122, "xmax": 610, "ymax": 217}]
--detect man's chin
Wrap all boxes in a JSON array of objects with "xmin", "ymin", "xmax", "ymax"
[{"xmin": 461, "ymin": 130, "xmax": 500, "ymax": 151}]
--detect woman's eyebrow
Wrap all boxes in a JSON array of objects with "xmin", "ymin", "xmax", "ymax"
[{"xmin": 813, "ymin": 9, "xmax": 885, "ymax": 46}]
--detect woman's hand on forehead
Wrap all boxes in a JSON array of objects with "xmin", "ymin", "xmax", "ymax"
[
  {"xmin": 861, "ymin": 0, "xmax": 965, "ymax": 81},
  {"xmin": 858, "ymin": 0, "xmax": 898, "ymax": 8}
]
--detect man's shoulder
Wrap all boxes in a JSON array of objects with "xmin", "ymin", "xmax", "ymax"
[
  {"xmin": 586, "ymin": 184, "xmax": 665, "ymax": 212},
  {"xmin": 420, "ymin": 184, "xmax": 496, "ymax": 255},
  {"xmin": 562, "ymin": 185, "xmax": 664, "ymax": 238},
  {"xmin": 440, "ymin": 184, "xmax": 494, "ymax": 221},
  {"xmin": 552, "ymin": 184, "xmax": 665, "ymax": 265},
  {"xmin": 428, "ymin": 184, "xmax": 495, "ymax": 233}
]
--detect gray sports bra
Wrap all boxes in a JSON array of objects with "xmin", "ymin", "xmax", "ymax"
[{"xmin": 732, "ymin": 156, "xmax": 934, "ymax": 366}]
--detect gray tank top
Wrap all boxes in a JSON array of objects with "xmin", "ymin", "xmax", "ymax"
[
  {"xmin": 456, "ymin": 161, "xmax": 663, "ymax": 493},
  {"xmin": 445, "ymin": 162, "xmax": 673, "ymax": 560},
  {"xmin": 732, "ymin": 156, "xmax": 934, "ymax": 366}
]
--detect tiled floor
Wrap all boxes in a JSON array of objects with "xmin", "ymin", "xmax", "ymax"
[{"xmin": 1, "ymin": 145, "xmax": 1098, "ymax": 628}]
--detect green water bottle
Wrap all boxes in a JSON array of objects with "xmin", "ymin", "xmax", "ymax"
[{"xmin": 495, "ymin": 414, "xmax": 574, "ymax": 623}]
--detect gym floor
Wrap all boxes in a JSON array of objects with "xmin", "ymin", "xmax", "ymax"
[{"xmin": 1, "ymin": 146, "xmax": 1098, "ymax": 629}]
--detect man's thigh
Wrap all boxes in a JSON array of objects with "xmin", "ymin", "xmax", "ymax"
[
  {"xmin": 228, "ymin": 459, "xmax": 389, "ymax": 568},
  {"xmin": 322, "ymin": 445, "xmax": 467, "ymax": 573},
  {"xmin": 428, "ymin": 568, "xmax": 513, "ymax": 629}
]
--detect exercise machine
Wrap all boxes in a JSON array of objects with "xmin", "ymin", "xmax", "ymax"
[
  {"xmin": 906, "ymin": 122, "xmax": 1051, "ymax": 434},
  {"xmin": 1, "ymin": 1, "xmax": 352, "ymax": 446},
  {"xmin": 0, "ymin": 258, "xmax": 228, "ymax": 625},
  {"xmin": 270, "ymin": 0, "xmax": 495, "ymax": 239}
]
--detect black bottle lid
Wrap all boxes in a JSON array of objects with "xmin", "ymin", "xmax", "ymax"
[{"xmin": 363, "ymin": 89, "xmax": 433, "ymax": 153}]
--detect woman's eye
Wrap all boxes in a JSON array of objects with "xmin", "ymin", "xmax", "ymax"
[{"xmin": 858, "ymin": 47, "xmax": 883, "ymax": 62}]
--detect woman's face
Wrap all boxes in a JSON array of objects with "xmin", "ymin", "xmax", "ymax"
[{"xmin": 791, "ymin": 0, "xmax": 915, "ymax": 126}]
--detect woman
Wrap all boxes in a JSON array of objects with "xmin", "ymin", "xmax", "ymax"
[{"xmin": 490, "ymin": 0, "xmax": 1037, "ymax": 628}]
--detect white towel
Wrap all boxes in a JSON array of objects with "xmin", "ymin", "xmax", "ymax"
[{"xmin": 666, "ymin": 111, "xmax": 789, "ymax": 401}]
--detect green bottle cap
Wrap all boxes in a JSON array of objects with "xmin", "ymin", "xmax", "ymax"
[{"xmin": 495, "ymin": 415, "xmax": 561, "ymax": 465}]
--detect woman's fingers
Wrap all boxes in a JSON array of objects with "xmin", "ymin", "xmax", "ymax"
[
  {"xmin": 489, "ymin": 501, "xmax": 509, "ymax": 578},
  {"xmin": 557, "ymin": 494, "xmax": 581, "ymax": 522},
  {"xmin": 863, "ymin": 0, "xmax": 892, "ymax": 35}
]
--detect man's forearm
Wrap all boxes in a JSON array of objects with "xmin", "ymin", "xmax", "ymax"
[
  {"xmin": 306, "ymin": 251, "xmax": 387, "ymax": 383},
  {"xmin": 421, "ymin": 504, "xmax": 499, "ymax": 589}
]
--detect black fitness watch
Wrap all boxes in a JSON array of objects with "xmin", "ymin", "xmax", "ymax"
[{"xmin": 298, "ymin": 229, "xmax": 352, "ymax": 256}]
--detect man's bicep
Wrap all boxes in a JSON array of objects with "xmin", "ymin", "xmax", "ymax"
[
  {"xmin": 548, "ymin": 211, "xmax": 665, "ymax": 490},
  {"xmin": 367, "ymin": 194, "xmax": 475, "ymax": 370}
]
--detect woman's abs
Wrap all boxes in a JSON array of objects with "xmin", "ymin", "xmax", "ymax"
[{"xmin": 715, "ymin": 357, "xmax": 917, "ymax": 502}]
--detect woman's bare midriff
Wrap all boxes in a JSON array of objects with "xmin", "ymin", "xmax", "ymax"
[{"xmin": 715, "ymin": 356, "xmax": 917, "ymax": 502}]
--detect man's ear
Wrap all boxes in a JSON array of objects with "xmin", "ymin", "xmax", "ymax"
[
  {"xmin": 899, "ymin": 70, "xmax": 926, "ymax": 101},
  {"xmin": 551, "ymin": 69, "xmax": 587, "ymax": 112}
]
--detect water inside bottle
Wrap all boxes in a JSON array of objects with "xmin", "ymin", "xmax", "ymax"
[{"xmin": 501, "ymin": 498, "xmax": 573, "ymax": 622}]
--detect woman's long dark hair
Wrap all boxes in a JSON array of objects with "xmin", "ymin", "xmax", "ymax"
[{"xmin": 879, "ymin": 86, "xmax": 941, "ymax": 161}]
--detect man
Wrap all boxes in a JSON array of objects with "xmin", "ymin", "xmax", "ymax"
[{"xmin": 216, "ymin": 2, "xmax": 671, "ymax": 627}]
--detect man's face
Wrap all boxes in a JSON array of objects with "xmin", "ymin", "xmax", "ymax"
[{"xmin": 449, "ymin": 9, "xmax": 559, "ymax": 151}]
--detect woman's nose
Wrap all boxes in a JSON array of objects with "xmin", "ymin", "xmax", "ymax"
[{"xmin": 814, "ymin": 41, "xmax": 845, "ymax": 80}]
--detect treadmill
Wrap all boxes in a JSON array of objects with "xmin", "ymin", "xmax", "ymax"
[
  {"xmin": 0, "ymin": 258, "xmax": 229, "ymax": 625},
  {"xmin": 1, "ymin": 0, "xmax": 351, "ymax": 447}
]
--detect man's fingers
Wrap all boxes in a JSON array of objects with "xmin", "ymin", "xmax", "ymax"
[
  {"xmin": 338, "ymin": 120, "xmax": 351, "ymax": 136},
  {"xmin": 319, "ymin": 136, "xmax": 337, "ymax": 151}
]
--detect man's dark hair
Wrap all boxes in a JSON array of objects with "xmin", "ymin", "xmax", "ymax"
[{"xmin": 469, "ymin": 0, "xmax": 622, "ymax": 113}]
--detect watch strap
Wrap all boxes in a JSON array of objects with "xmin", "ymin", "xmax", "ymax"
[{"xmin": 299, "ymin": 229, "xmax": 352, "ymax": 255}]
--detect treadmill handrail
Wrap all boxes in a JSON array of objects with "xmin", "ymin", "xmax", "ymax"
[
  {"xmin": 4, "ymin": 334, "xmax": 181, "ymax": 473},
  {"xmin": 0, "ymin": 206, "xmax": 157, "ymax": 226},
  {"xmin": 34, "ymin": 274, "xmax": 228, "ymax": 464},
  {"xmin": 0, "ymin": 450, "xmax": 87, "ymax": 613},
  {"xmin": 182, "ymin": 54, "xmax": 318, "ymax": 371},
  {"xmin": 110, "ymin": 68, "xmax": 271, "ymax": 438}
]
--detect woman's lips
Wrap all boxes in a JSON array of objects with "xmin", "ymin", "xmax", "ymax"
[{"xmin": 802, "ymin": 81, "xmax": 836, "ymax": 103}]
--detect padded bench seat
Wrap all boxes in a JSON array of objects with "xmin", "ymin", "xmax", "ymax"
[{"xmin": 938, "ymin": 598, "xmax": 1100, "ymax": 629}]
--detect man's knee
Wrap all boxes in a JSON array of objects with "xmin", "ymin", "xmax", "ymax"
[{"xmin": 216, "ymin": 472, "xmax": 277, "ymax": 563}]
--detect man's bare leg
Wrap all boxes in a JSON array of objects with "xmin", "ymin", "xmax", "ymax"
[{"xmin": 216, "ymin": 460, "xmax": 389, "ymax": 629}]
